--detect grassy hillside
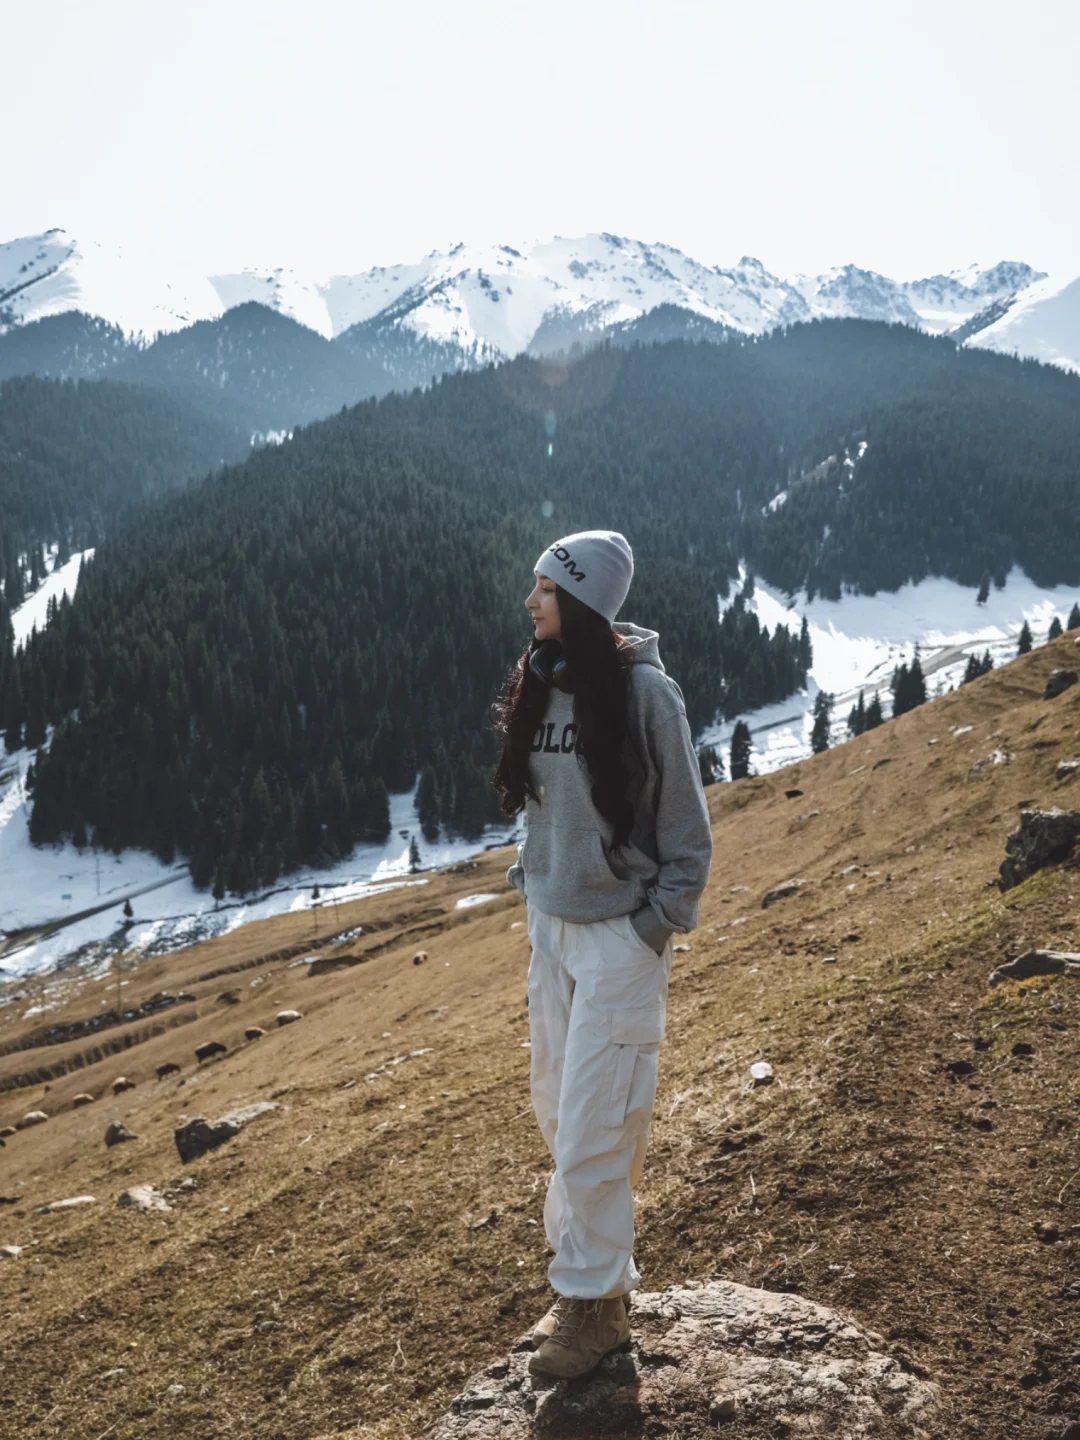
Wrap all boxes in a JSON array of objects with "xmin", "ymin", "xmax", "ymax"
[{"xmin": 2, "ymin": 633, "xmax": 1079, "ymax": 1439}]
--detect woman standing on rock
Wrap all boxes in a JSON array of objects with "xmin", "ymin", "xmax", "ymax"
[{"xmin": 492, "ymin": 528, "xmax": 713, "ymax": 1379}]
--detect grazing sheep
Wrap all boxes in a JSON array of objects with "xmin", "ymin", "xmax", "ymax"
[
  {"xmin": 112, "ymin": 1077, "xmax": 136, "ymax": 1095},
  {"xmin": 216, "ymin": 989, "xmax": 241, "ymax": 1006},
  {"xmin": 244, "ymin": 1026, "xmax": 266, "ymax": 1041},
  {"xmin": 413, "ymin": 950, "xmax": 428, "ymax": 965},
  {"xmin": 276, "ymin": 1010, "xmax": 302, "ymax": 1027},
  {"xmin": 195, "ymin": 1040, "xmax": 228, "ymax": 1064},
  {"xmin": 72, "ymin": 1093, "xmax": 96, "ymax": 1108},
  {"xmin": 156, "ymin": 1062, "xmax": 182, "ymax": 1080},
  {"xmin": 0, "ymin": 1126, "xmax": 16, "ymax": 1139},
  {"xmin": 17, "ymin": 1111, "xmax": 49, "ymax": 1129},
  {"xmin": 104, "ymin": 1121, "xmax": 137, "ymax": 1147}
]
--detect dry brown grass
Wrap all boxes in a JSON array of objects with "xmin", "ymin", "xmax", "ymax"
[{"xmin": 2, "ymin": 636, "xmax": 1080, "ymax": 1439}]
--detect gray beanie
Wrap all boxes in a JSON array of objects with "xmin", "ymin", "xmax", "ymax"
[{"xmin": 534, "ymin": 529, "xmax": 634, "ymax": 623}]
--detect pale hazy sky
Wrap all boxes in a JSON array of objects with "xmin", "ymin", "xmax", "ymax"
[{"xmin": 5, "ymin": 0, "xmax": 1079, "ymax": 280}]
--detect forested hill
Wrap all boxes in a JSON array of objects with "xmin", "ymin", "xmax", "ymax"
[
  {"xmin": 5, "ymin": 319, "xmax": 1080, "ymax": 895},
  {"xmin": 743, "ymin": 326, "xmax": 1080, "ymax": 598},
  {"xmin": 0, "ymin": 375, "xmax": 249, "ymax": 607},
  {"xmin": 0, "ymin": 304, "xmax": 400, "ymax": 435}
]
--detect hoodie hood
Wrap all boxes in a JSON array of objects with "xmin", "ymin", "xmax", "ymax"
[{"xmin": 613, "ymin": 621, "xmax": 665, "ymax": 672}]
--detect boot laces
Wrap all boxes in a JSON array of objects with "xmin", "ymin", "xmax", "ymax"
[{"xmin": 550, "ymin": 1297, "xmax": 603, "ymax": 1347}]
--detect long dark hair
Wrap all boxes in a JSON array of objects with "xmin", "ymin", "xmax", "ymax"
[{"xmin": 491, "ymin": 581, "xmax": 639, "ymax": 853}]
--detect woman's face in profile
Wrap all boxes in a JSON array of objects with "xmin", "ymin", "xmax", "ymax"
[{"xmin": 525, "ymin": 571, "xmax": 562, "ymax": 642}]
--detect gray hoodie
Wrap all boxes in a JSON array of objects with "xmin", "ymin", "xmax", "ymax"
[{"xmin": 506, "ymin": 621, "xmax": 713, "ymax": 953}]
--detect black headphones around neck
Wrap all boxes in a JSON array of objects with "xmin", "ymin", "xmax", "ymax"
[{"xmin": 528, "ymin": 638, "xmax": 574, "ymax": 693}]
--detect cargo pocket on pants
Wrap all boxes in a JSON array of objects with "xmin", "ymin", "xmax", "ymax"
[{"xmin": 605, "ymin": 1004, "xmax": 665, "ymax": 1128}]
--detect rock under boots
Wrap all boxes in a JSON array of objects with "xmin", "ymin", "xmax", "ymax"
[{"xmin": 528, "ymin": 1296, "xmax": 631, "ymax": 1378}]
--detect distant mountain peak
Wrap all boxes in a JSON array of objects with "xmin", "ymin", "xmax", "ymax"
[{"xmin": 0, "ymin": 229, "xmax": 1072, "ymax": 376}]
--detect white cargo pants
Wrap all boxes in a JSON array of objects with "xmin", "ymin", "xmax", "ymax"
[{"xmin": 526, "ymin": 902, "xmax": 673, "ymax": 1299}]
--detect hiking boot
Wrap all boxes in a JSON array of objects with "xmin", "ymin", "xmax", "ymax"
[
  {"xmin": 531, "ymin": 1293, "xmax": 575, "ymax": 1347},
  {"xmin": 527, "ymin": 1296, "xmax": 631, "ymax": 1379}
]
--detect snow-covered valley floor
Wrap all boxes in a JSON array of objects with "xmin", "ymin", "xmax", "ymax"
[{"xmin": 0, "ymin": 752, "xmax": 523, "ymax": 987}]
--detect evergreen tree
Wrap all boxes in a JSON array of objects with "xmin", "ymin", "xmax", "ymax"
[
  {"xmin": 3, "ymin": 665, "xmax": 23, "ymax": 753},
  {"xmin": 891, "ymin": 651, "xmax": 927, "ymax": 717},
  {"xmin": 798, "ymin": 615, "xmax": 812, "ymax": 672},
  {"xmin": 864, "ymin": 693, "xmax": 884, "ymax": 729},
  {"xmin": 1069, "ymin": 602, "xmax": 1080, "ymax": 631},
  {"xmin": 368, "ymin": 778, "xmax": 391, "ymax": 843},
  {"xmin": 415, "ymin": 763, "xmax": 442, "ymax": 843},
  {"xmin": 810, "ymin": 691, "xmax": 833, "ymax": 753},
  {"xmin": 697, "ymin": 743, "xmax": 724, "ymax": 785},
  {"xmin": 730, "ymin": 720, "xmax": 752, "ymax": 780},
  {"xmin": 847, "ymin": 690, "xmax": 866, "ymax": 737},
  {"xmin": 962, "ymin": 649, "xmax": 994, "ymax": 684},
  {"xmin": 1047, "ymin": 616, "xmax": 1063, "ymax": 641},
  {"xmin": 123, "ymin": 897, "xmax": 133, "ymax": 919},
  {"xmin": 1017, "ymin": 621, "xmax": 1033, "ymax": 655},
  {"xmin": 324, "ymin": 758, "xmax": 352, "ymax": 855},
  {"xmin": 409, "ymin": 834, "xmax": 421, "ymax": 873},
  {"xmin": 977, "ymin": 571, "xmax": 991, "ymax": 605}
]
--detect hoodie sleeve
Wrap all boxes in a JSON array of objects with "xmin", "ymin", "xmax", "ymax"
[{"xmin": 628, "ymin": 708, "xmax": 713, "ymax": 953}]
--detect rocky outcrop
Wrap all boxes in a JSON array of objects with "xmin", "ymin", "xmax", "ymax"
[
  {"xmin": 762, "ymin": 878, "xmax": 805, "ymax": 908},
  {"xmin": 118, "ymin": 1184, "xmax": 172, "ymax": 1212},
  {"xmin": 174, "ymin": 1101, "xmax": 282, "ymax": 1163},
  {"xmin": 989, "ymin": 949, "xmax": 1080, "ymax": 987},
  {"xmin": 1044, "ymin": 669, "xmax": 1077, "ymax": 700},
  {"xmin": 430, "ymin": 1280, "xmax": 938, "ymax": 1438},
  {"xmin": 998, "ymin": 808, "xmax": 1080, "ymax": 890},
  {"xmin": 33, "ymin": 1195, "xmax": 96, "ymax": 1215}
]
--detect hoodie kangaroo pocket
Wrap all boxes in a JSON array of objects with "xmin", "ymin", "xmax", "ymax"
[{"xmin": 521, "ymin": 823, "xmax": 639, "ymax": 909}]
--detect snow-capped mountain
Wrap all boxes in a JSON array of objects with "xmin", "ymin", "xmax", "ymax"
[
  {"xmin": 0, "ymin": 227, "xmax": 1070, "ymax": 375},
  {"xmin": 793, "ymin": 260, "xmax": 1044, "ymax": 334},
  {"xmin": 0, "ymin": 230, "xmax": 224, "ymax": 338},
  {"xmin": 954, "ymin": 273, "xmax": 1080, "ymax": 373}
]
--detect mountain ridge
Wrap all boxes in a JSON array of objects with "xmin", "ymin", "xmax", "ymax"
[{"xmin": 2, "ymin": 228, "xmax": 1062, "ymax": 373}]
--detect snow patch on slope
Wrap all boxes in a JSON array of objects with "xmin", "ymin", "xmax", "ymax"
[
  {"xmin": 962, "ymin": 274, "xmax": 1080, "ymax": 374},
  {"xmin": 699, "ymin": 566, "xmax": 1080, "ymax": 775},
  {"xmin": 10, "ymin": 548, "xmax": 94, "ymax": 651}
]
